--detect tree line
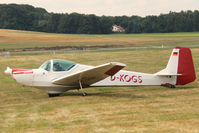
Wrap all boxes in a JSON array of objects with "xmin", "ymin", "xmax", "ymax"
[{"xmin": 0, "ymin": 4, "xmax": 199, "ymax": 34}]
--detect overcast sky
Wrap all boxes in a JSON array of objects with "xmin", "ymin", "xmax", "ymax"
[{"xmin": 1, "ymin": 0, "xmax": 199, "ymax": 17}]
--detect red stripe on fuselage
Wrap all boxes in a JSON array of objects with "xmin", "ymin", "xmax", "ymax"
[{"xmin": 12, "ymin": 69, "xmax": 33, "ymax": 75}]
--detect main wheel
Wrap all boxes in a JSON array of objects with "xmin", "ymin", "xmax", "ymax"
[{"xmin": 48, "ymin": 93, "xmax": 60, "ymax": 97}]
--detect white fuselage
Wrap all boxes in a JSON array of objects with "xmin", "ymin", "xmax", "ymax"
[{"xmin": 11, "ymin": 65, "xmax": 176, "ymax": 94}]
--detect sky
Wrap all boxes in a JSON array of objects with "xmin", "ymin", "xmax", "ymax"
[{"xmin": 1, "ymin": 0, "xmax": 199, "ymax": 17}]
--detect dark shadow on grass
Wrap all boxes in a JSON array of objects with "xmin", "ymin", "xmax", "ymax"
[
  {"xmin": 168, "ymin": 86, "xmax": 195, "ymax": 90},
  {"xmin": 60, "ymin": 91, "xmax": 146, "ymax": 99},
  {"xmin": 59, "ymin": 86, "xmax": 195, "ymax": 99}
]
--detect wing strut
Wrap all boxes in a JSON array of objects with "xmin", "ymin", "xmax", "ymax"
[{"xmin": 79, "ymin": 80, "xmax": 87, "ymax": 96}]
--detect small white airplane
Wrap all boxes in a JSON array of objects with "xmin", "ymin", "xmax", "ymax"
[{"xmin": 5, "ymin": 47, "xmax": 196, "ymax": 97}]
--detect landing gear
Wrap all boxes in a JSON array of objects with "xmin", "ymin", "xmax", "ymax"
[
  {"xmin": 48, "ymin": 93, "xmax": 60, "ymax": 97},
  {"xmin": 79, "ymin": 80, "xmax": 87, "ymax": 96},
  {"xmin": 82, "ymin": 92, "xmax": 87, "ymax": 96}
]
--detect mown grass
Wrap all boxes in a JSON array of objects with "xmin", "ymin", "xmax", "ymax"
[
  {"xmin": 1, "ymin": 29, "xmax": 199, "ymax": 50},
  {"xmin": 0, "ymin": 48, "xmax": 199, "ymax": 133}
]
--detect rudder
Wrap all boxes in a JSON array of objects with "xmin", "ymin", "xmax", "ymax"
[{"xmin": 176, "ymin": 47, "xmax": 196, "ymax": 85}]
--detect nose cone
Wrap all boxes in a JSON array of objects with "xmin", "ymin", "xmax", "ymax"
[{"xmin": 4, "ymin": 67, "xmax": 12, "ymax": 75}]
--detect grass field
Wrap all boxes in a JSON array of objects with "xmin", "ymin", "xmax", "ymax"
[
  {"xmin": 1, "ymin": 29, "xmax": 199, "ymax": 51},
  {"xmin": 0, "ymin": 47, "xmax": 199, "ymax": 133}
]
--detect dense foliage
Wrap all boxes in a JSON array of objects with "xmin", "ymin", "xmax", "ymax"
[{"xmin": 0, "ymin": 4, "xmax": 199, "ymax": 34}]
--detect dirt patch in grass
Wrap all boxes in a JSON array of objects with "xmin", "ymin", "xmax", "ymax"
[
  {"xmin": 0, "ymin": 43, "xmax": 136, "ymax": 52},
  {"xmin": 2, "ymin": 29, "xmax": 198, "ymax": 52}
]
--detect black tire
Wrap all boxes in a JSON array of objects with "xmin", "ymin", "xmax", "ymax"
[{"xmin": 48, "ymin": 93, "xmax": 60, "ymax": 97}]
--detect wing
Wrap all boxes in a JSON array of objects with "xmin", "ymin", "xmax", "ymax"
[{"xmin": 52, "ymin": 62, "xmax": 126, "ymax": 87}]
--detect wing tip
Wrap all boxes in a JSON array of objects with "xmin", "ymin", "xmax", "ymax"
[
  {"xmin": 110, "ymin": 62, "xmax": 126, "ymax": 67},
  {"xmin": 105, "ymin": 63, "xmax": 126, "ymax": 76}
]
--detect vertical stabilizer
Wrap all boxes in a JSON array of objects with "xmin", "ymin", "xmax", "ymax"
[
  {"xmin": 155, "ymin": 48, "xmax": 180, "ymax": 76},
  {"xmin": 165, "ymin": 48, "xmax": 180, "ymax": 75}
]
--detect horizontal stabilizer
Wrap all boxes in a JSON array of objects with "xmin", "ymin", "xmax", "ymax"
[
  {"xmin": 155, "ymin": 69, "xmax": 181, "ymax": 76},
  {"xmin": 156, "ymin": 73, "xmax": 182, "ymax": 76}
]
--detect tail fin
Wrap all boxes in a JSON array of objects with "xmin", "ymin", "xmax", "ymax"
[{"xmin": 156, "ymin": 47, "xmax": 196, "ymax": 85}]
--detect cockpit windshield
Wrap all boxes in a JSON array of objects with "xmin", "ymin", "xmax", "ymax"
[
  {"xmin": 39, "ymin": 60, "xmax": 51, "ymax": 71},
  {"xmin": 52, "ymin": 59, "xmax": 76, "ymax": 72}
]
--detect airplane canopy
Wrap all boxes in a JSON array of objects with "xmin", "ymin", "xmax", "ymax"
[
  {"xmin": 52, "ymin": 59, "xmax": 76, "ymax": 72},
  {"xmin": 39, "ymin": 60, "xmax": 51, "ymax": 71},
  {"xmin": 39, "ymin": 59, "xmax": 76, "ymax": 72}
]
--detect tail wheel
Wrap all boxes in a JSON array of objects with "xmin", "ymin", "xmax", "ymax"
[{"xmin": 170, "ymin": 85, "xmax": 176, "ymax": 88}]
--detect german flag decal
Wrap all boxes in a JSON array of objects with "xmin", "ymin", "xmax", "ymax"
[{"xmin": 173, "ymin": 52, "xmax": 178, "ymax": 56}]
